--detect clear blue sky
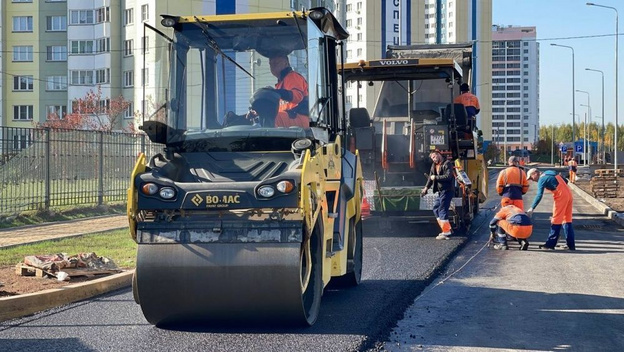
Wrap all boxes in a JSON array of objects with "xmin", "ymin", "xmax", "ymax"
[{"xmin": 494, "ymin": 0, "xmax": 622, "ymax": 127}]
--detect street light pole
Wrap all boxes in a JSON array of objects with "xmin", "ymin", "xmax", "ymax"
[
  {"xmin": 551, "ymin": 124, "xmax": 555, "ymax": 166},
  {"xmin": 587, "ymin": 2, "xmax": 618, "ymax": 171},
  {"xmin": 586, "ymin": 68, "xmax": 605, "ymax": 163},
  {"xmin": 551, "ymin": 43, "xmax": 576, "ymax": 147},
  {"xmin": 578, "ymin": 90, "xmax": 591, "ymax": 165}
]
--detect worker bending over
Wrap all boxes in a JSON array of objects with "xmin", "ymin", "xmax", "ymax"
[{"xmin": 526, "ymin": 168, "xmax": 576, "ymax": 250}]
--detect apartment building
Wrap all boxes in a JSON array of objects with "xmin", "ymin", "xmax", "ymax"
[
  {"xmin": 342, "ymin": 0, "xmax": 493, "ymax": 142},
  {"xmin": 491, "ymin": 25, "xmax": 539, "ymax": 152},
  {"xmin": 1, "ymin": 0, "xmax": 335, "ymax": 132}
]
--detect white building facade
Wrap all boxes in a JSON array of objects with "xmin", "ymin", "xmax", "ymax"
[{"xmin": 491, "ymin": 25, "xmax": 540, "ymax": 151}]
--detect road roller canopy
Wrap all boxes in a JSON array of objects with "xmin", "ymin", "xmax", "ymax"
[
  {"xmin": 141, "ymin": 8, "xmax": 348, "ymax": 150},
  {"xmin": 340, "ymin": 58, "xmax": 464, "ymax": 121}
]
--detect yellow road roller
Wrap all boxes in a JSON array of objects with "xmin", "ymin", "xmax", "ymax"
[{"xmin": 127, "ymin": 8, "xmax": 363, "ymax": 326}]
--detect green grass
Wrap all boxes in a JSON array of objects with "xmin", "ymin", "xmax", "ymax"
[
  {"xmin": 0, "ymin": 204, "xmax": 126, "ymax": 229},
  {"xmin": 0, "ymin": 229, "xmax": 137, "ymax": 268}
]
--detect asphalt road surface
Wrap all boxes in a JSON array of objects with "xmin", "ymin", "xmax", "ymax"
[
  {"xmin": 4, "ymin": 167, "xmax": 620, "ymax": 351},
  {"xmin": 0, "ymin": 182, "xmax": 498, "ymax": 352}
]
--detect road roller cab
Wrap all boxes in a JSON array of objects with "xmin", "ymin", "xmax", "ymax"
[{"xmin": 127, "ymin": 8, "xmax": 363, "ymax": 326}]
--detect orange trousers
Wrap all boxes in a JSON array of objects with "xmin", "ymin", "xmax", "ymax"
[{"xmin": 499, "ymin": 220, "xmax": 533, "ymax": 239}]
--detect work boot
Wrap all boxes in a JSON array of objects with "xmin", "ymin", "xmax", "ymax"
[
  {"xmin": 436, "ymin": 233, "xmax": 451, "ymax": 240},
  {"xmin": 493, "ymin": 234, "xmax": 508, "ymax": 250},
  {"xmin": 538, "ymin": 244, "xmax": 555, "ymax": 250},
  {"xmin": 493, "ymin": 242, "xmax": 508, "ymax": 250},
  {"xmin": 519, "ymin": 239, "xmax": 529, "ymax": 251},
  {"xmin": 562, "ymin": 223, "xmax": 576, "ymax": 250}
]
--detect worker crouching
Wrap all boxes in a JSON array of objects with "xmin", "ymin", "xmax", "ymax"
[{"xmin": 489, "ymin": 201, "xmax": 533, "ymax": 250}]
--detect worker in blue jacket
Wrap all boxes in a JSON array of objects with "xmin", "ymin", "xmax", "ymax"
[{"xmin": 526, "ymin": 168, "xmax": 576, "ymax": 250}]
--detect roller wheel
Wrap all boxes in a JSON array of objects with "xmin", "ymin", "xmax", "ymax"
[
  {"xmin": 332, "ymin": 219, "xmax": 363, "ymax": 287},
  {"xmin": 299, "ymin": 220, "xmax": 323, "ymax": 326}
]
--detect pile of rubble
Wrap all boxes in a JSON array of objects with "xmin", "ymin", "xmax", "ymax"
[{"xmin": 15, "ymin": 252, "xmax": 120, "ymax": 281}]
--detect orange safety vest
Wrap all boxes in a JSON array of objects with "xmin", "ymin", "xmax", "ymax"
[
  {"xmin": 496, "ymin": 166, "xmax": 529, "ymax": 196},
  {"xmin": 453, "ymin": 92, "xmax": 481, "ymax": 110},
  {"xmin": 274, "ymin": 69, "xmax": 309, "ymax": 128}
]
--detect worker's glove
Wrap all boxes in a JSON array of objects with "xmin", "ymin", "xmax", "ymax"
[
  {"xmin": 274, "ymin": 88, "xmax": 293, "ymax": 102},
  {"xmin": 429, "ymin": 175, "xmax": 437, "ymax": 181},
  {"xmin": 526, "ymin": 208, "xmax": 534, "ymax": 217},
  {"xmin": 420, "ymin": 188, "xmax": 428, "ymax": 197}
]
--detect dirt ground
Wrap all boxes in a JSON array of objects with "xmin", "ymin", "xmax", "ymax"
[
  {"xmin": 575, "ymin": 178, "xmax": 624, "ymax": 212},
  {"xmin": 0, "ymin": 266, "xmax": 114, "ymax": 297}
]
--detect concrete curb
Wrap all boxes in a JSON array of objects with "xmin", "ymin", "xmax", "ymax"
[
  {"xmin": 0, "ymin": 270, "xmax": 133, "ymax": 322},
  {"xmin": 568, "ymin": 183, "xmax": 624, "ymax": 227}
]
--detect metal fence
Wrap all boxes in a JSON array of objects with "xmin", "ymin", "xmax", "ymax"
[{"xmin": 0, "ymin": 126, "xmax": 162, "ymax": 216}]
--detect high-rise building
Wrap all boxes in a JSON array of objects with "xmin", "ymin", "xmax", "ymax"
[
  {"xmin": 1, "ymin": 0, "xmax": 335, "ymax": 131},
  {"xmin": 491, "ymin": 25, "xmax": 539, "ymax": 152},
  {"xmin": 341, "ymin": 0, "xmax": 493, "ymax": 141}
]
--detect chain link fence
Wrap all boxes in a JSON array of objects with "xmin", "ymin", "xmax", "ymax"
[{"xmin": 0, "ymin": 127, "xmax": 162, "ymax": 216}]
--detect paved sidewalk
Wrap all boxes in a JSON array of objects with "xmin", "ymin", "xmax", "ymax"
[
  {"xmin": 387, "ymin": 168, "xmax": 624, "ymax": 351},
  {"xmin": 0, "ymin": 215, "xmax": 128, "ymax": 248}
]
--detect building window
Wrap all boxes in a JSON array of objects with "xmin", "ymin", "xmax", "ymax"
[
  {"xmin": 96, "ymin": 68, "xmax": 110, "ymax": 84},
  {"xmin": 46, "ymin": 16, "xmax": 67, "ymax": 31},
  {"xmin": 14, "ymin": 105, "xmax": 34, "ymax": 120},
  {"xmin": 47, "ymin": 46, "xmax": 67, "ymax": 61},
  {"xmin": 13, "ymin": 76, "xmax": 34, "ymax": 91},
  {"xmin": 70, "ymin": 10, "xmax": 94, "ymax": 25},
  {"xmin": 124, "ymin": 103, "xmax": 134, "ymax": 119},
  {"xmin": 70, "ymin": 70, "xmax": 94, "ymax": 85},
  {"xmin": 523, "ymin": 49, "xmax": 529, "ymax": 54},
  {"xmin": 71, "ymin": 40, "xmax": 94, "ymax": 54},
  {"xmin": 357, "ymin": 48, "xmax": 362, "ymax": 57},
  {"xmin": 142, "ymin": 68, "xmax": 149, "ymax": 86},
  {"xmin": 47, "ymin": 105, "xmax": 67, "ymax": 119},
  {"xmin": 524, "ymin": 41, "xmax": 529, "ymax": 46},
  {"xmin": 346, "ymin": 50, "xmax": 351, "ymax": 59},
  {"xmin": 12, "ymin": 46, "xmax": 33, "ymax": 61},
  {"xmin": 346, "ymin": 4, "xmax": 352, "ymax": 12},
  {"xmin": 357, "ymin": 2, "xmax": 362, "ymax": 11},
  {"xmin": 96, "ymin": 7, "xmax": 110, "ymax": 23},
  {"xmin": 346, "ymin": 19, "xmax": 352, "ymax": 27},
  {"xmin": 96, "ymin": 38, "xmax": 110, "ymax": 53},
  {"xmin": 357, "ymin": 33, "xmax": 363, "ymax": 41},
  {"xmin": 142, "ymin": 36, "xmax": 149, "ymax": 54},
  {"xmin": 357, "ymin": 18, "xmax": 362, "ymax": 26},
  {"xmin": 12, "ymin": 0, "xmax": 33, "ymax": 2},
  {"xmin": 125, "ymin": 8, "xmax": 134, "ymax": 25},
  {"xmin": 47, "ymin": 76, "xmax": 68, "ymax": 91},
  {"xmin": 124, "ymin": 40, "xmax": 134, "ymax": 56},
  {"xmin": 13, "ymin": 16, "xmax": 33, "ymax": 32},
  {"xmin": 98, "ymin": 99, "xmax": 110, "ymax": 113},
  {"xmin": 141, "ymin": 4, "xmax": 149, "ymax": 22},
  {"xmin": 123, "ymin": 70, "xmax": 134, "ymax": 87}
]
